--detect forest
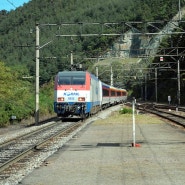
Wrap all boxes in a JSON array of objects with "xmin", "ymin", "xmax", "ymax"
[{"xmin": 0, "ymin": 0, "xmax": 185, "ymax": 126}]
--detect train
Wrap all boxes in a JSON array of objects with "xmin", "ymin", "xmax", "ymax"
[{"xmin": 54, "ymin": 71, "xmax": 127, "ymax": 119}]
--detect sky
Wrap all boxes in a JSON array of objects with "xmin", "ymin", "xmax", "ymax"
[{"xmin": 1, "ymin": 0, "xmax": 30, "ymax": 11}]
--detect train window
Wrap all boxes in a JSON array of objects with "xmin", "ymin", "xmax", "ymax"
[
  {"xmin": 72, "ymin": 77, "xmax": 85, "ymax": 85},
  {"xmin": 111, "ymin": 90, "xmax": 115, "ymax": 96},
  {"xmin": 58, "ymin": 72, "xmax": 86, "ymax": 85},
  {"xmin": 58, "ymin": 77, "xmax": 71, "ymax": 85},
  {"xmin": 117, "ymin": 91, "xmax": 121, "ymax": 96},
  {"xmin": 103, "ymin": 89, "xmax": 109, "ymax": 96},
  {"xmin": 123, "ymin": 92, "xmax": 126, "ymax": 96}
]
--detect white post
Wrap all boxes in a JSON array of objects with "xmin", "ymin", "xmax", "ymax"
[{"xmin": 132, "ymin": 98, "xmax": 136, "ymax": 147}]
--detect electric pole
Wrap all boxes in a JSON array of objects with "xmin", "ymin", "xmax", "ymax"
[{"xmin": 35, "ymin": 23, "xmax": 39, "ymax": 125}]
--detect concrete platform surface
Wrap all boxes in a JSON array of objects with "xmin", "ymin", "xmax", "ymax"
[{"xmin": 21, "ymin": 109, "xmax": 185, "ymax": 185}]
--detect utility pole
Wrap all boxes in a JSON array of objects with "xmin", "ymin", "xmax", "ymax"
[
  {"xmin": 35, "ymin": 23, "xmax": 39, "ymax": 125},
  {"xmin": 110, "ymin": 66, "xmax": 113, "ymax": 86},
  {"xmin": 179, "ymin": 0, "xmax": 182, "ymax": 20},
  {"xmin": 177, "ymin": 59, "xmax": 181, "ymax": 105},
  {"xmin": 70, "ymin": 51, "xmax": 73, "ymax": 70},
  {"xmin": 144, "ymin": 73, "xmax": 147, "ymax": 101},
  {"xmin": 96, "ymin": 66, "xmax": 98, "ymax": 78},
  {"xmin": 155, "ymin": 68, "xmax": 158, "ymax": 103}
]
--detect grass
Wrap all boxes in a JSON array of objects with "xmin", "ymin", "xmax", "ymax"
[{"xmin": 93, "ymin": 109, "xmax": 164, "ymax": 125}]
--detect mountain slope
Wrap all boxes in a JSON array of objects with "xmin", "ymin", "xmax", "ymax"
[{"xmin": 0, "ymin": 0, "xmax": 183, "ymax": 84}]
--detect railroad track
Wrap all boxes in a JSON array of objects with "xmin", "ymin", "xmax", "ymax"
[
  {"xmin": 0, "ymin": 104, "xmax": 121, "ymax": 184},
  {"xmin": 137, "ymin": 103, "xmax": 185, "ymax": 128},
  {"xmin": 0, "ymin": 119, "xmax": 85, "ymax": 182}
]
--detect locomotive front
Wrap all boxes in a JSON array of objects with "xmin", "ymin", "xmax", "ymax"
[{"xmin": 54, "ymin": 71, "xmax": 90, "ymax": 118}]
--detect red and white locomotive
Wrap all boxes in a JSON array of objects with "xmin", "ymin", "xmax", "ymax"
[{"xmin": 54, "ymin": 71, "xmax": 127, "ymax": 118}]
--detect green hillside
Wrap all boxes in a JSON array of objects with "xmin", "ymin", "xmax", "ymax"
[{"xmin": 0, "ymin": 0, "xmax": 182, "ymax": 84}]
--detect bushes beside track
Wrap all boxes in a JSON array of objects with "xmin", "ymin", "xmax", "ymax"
[{"xmin": 0, "ymin": 62, "xmax": 54, "ymax": 127}]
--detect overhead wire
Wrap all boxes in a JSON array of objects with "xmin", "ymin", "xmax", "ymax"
[{"xmin": 6, "ymin": 0, "xmax": 16, "ymax": 9}]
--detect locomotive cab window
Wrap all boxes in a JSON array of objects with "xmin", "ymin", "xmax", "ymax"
[
  {"xmin": 58, "ymin": 77, "xmax": 71, "ymax": 85},
  {"xmin": 72, "ymin": 77, "xmax": 85, "ymax": 85},
  {"xmin": 58, "ymin": 72, "xmax": 86, "ymax": 85}
]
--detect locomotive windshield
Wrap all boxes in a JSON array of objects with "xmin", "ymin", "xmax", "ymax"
[{"xmin": 58, "ymin": 72, "xmax": 86, "ymax": 85}]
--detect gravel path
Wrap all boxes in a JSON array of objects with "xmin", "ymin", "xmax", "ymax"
[{"xmin": 20, "ymin": 106, "xmax": 185, "ymax": 185}]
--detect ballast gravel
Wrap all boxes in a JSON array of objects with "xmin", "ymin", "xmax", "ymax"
[
  {"xmin": 1, "ymin": 105, "xmax": 185, "ymax": 185},
  {"xmin": 0, "ymin": 106, "xmax": 120, "ymax": 185}
]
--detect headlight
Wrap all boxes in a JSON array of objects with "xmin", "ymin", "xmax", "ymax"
[
  {"xmin": 78, "ymin": 97, "xmax": 85, "ymax": 101},
  {"xmin": 58, "ymin": 97, "xmax": 64, "ymax": 101}
]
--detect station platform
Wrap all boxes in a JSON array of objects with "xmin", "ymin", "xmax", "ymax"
[{"xmin": 21, "ymin": 105, "xmax": 185, "ymax": 185}]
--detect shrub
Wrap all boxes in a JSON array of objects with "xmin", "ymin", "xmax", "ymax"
[{"xmin": 119, "ymin": 107, "xmax": 132, "ymax": 114}]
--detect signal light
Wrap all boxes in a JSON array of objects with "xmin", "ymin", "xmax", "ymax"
[
  {"xmin": 78, "ymin": 97, "xmax": 85, "ymax": 101},
  {"xmin": 58, "ymin": 97, "xmax": 64, "ymax": 101}
]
